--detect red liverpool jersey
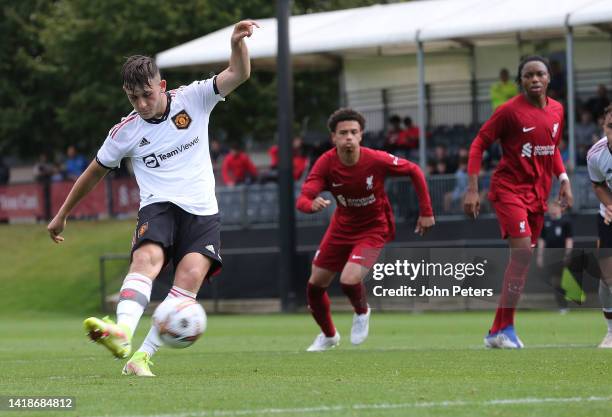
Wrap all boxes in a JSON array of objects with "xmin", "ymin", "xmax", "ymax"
[
  {"xmin": 468, "ymin": 94, "xmax": 566, "ymax": 212},
  {"xmin": 297, "ymin": 147, "xmax": 433, "ymax": 240}
]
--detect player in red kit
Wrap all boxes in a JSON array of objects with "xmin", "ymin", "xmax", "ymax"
[
  {"xmin": 296, "ymin": 108, "xmax": 435, "ymax": 351},
  {"xmin": 464, "ymin": 56, "xmax": 574, "ymax": 348}
]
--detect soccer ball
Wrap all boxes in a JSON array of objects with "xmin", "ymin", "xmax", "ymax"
[{"xmin": 152, "ymin": 297, "xmax": 207, "ymax": 348}]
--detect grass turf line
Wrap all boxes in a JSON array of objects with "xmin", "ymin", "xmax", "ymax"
[{"xmin": 1, "ymin": 311, "xmax": 611, "ymax": 417}]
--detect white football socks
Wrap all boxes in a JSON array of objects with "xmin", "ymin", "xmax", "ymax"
[
  {"xmin": 116, "ymin": 273, "xmax": 153, "ymax": 336},
  {"xmin": 138, "ymin": 286, "xmax": 197, "ymax": 357}
]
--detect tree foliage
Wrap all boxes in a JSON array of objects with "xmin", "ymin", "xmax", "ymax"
[{"xmin": 0, "ymin": 0, "xmax": 389, "ymax": 158}]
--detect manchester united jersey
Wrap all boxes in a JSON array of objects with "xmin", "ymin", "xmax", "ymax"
[
  {"xmin": 468, "ymin": 94, "xmax": 566, "ymax": 212},
  {"xmin": 587, "ymin": 137, "xmax": 612, "ymax": 219},
  {"xmin": 97, "ymin": 78, "xmax": 223, "ymax": 215},
  {"xmin": 297, "ymin": 147, "xmax": 433, "ymax": 240}
]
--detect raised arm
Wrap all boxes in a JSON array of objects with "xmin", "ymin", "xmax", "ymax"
[
  {"xmin": 47, "ymin": 160, "xmax": 110, "ymax": 243},
  {"xmin": 216, "ymin": 20, "xmax": 260, "ymax": 97}
]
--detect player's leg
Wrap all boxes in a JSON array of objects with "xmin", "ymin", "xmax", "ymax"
[
  {"xmin": 596, "ymin": 215, "xmax": 612, "ymax": 348},
  {"xmin": 84, "ymin": 243, "xmax": 163, "ymax": 359},
  {"xmin": 487, "ymin": 202, "xmax": 535, "ymax": 348},
  {"xmin": 124, "ymin": 254, "xmax": 213, "ymax": 376},
  {"xmin": 85, "ymin": 204, "xmax": 171, "ymax": 359},
  {"xmin": 306, "ymin": 264, "xmax": 340, "ymax": 351},
  {"xmin": 305, "ymin": 233, "xmax": 350, "ymax": 351},
  {"xmin": 125, "ymin": 209, "xmax": 221, "ymax": 375},
  {"xmin": 339, "ymin": 261, "xmax": 371, "ymax": 345}
]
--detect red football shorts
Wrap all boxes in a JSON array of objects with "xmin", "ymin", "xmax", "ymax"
[
  {"xmin": 492, "ymin": 201, "xmax": 544, "ymax": 246},
  {"xmin": 312, "ymin": 229, "xmax": 387, "ymax": 273}
]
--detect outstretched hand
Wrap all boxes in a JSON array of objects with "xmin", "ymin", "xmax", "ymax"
[{"xmin": 231, "ymin": 20, "xmax": 260, "ymax": 45}]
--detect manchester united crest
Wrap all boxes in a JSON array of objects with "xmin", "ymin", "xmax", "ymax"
[
  {"xmin": 138, "ymin": 222, "xmax": 149, "ymax": 238},
  {"xmin": 172, "ymin": 110, "xmax": 192, "ymax": 129}
]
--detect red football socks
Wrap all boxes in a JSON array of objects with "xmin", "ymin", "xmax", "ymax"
[
  {"xmin": 340, "ymin": 282, "xmax": 369, "ymax": 315},
  {"xmin": 491, "ymin": 248, "xmax": 532, "ymax": 333},
  {"xmin": 306, "ymin": 283, "xmax": 336, "ymax": 337}
]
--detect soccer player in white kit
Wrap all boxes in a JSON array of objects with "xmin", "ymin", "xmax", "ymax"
[
  {"xmin": 47, "ymin": 20, "xmax": 259, "ymax": 375},
  {"xmin": 586, "ymin": 104, "xmax": 612, "ymax": 348}
]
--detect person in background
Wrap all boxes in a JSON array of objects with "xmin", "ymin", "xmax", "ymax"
[
  {"xmin": 575, "ymin": 110, "xmax": 600, "ymax": 165},
  {"xmin": 537, "ymin": 200, "xmax": 574, "ymax": 313},
  {"xmin": 490, "ymin": 68, "xmax": 518, "ymax": 110},
  {"xmin": 64, "ymin": 145, "xmax": 88, "ymax": 181},
  {"xmin": 222, "ymin": 143, "xmax": 258, "ymax": 186},
  {"xmin": 444, "ymin": 156, "xmax": 469, "ymax": 212},
  {"xmin": 33, "ymin": 153, "xmax": 55, "ymax": 183},
  {"xmin": 398, "ymin": 116, "xmax": 420, "ymax": 153},
  {"xmin": 264, "ymin": 136, "xmax": 309, "ymax": 182},
  {"xmin": 383, "ymin": 115, "xmax": 402, "ymax": 153}
]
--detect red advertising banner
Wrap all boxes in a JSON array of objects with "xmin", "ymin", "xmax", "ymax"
[
  {"xmin": 50, "ymin": 180, "xmax": 107, "ymax": 217},
  {"xmin": 111, "ymin": 177, "xmax": 140, "ymax": 214},
  {"xmin": 0, "ymin": 183, "xmax": 45, "ymax": 219}
]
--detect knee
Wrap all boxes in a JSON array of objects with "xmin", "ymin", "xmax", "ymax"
[
  {"xmin": 176, "ymin": 266, "xmax": 205, "ymax": 284},
  {"xmin": 339, "ymin": 272, "xmax": 361, "ymax": 285},
  {"xmin": 131, "ymin": 246, "xmax": 163, "ymax": 276},
  {"xmin": 308, "ymin": 269, "xmax": 334, "ymax": 288}
]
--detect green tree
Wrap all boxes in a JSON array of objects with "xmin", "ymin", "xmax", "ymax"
[{"xmin": 1, "ymin": 0, "xmax": 398, "ymax": 158}]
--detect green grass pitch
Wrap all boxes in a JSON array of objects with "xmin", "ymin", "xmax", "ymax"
[{"xmin": 1, "ymin": 310, "xmax": 611, "ymax": 417}]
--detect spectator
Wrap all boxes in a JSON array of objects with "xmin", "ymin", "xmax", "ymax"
[
  {"xmin": 444, "ymin": 156, "xmax": 468, "ymax": 212},
  {"xmin": 490, "ymin": 68, "xmax": 518, "ymax": 110},
  {"xmin": 0, "ymin": 157, "xmax": 9, "ymax": 185},
  {"xmin": 434, "ymin": 160, "xmax": 449, "ymax": 175},
  {"xmin": 537, "ymin": 200, "xmax": 574, "ymax": 313},
  {"xmin": 548, "ymin": 60, "xmax": 566, "ymax": 101},
  {"xmin": 264, "ymin": 136, "xmax": 309, "ymax": 182},
  {"xmin": 33, "ymin": 153, "xmax": 55, "ymax": 182},
  {"xmin": 575, "ymin": 110, "xmax": 599, "ymax": 146},
  {"xmin": 291, "ymin": 136, "xmax": 309, "ymax": 180},
  {"xmin": 585, "ymin": 84, "xmax": 610, "ymax": 121},
  {"xmin": 575, "ymin": 110, "xmax": 599, "ymax": 166},
  {"xmin": 64, "ymin": 145, "xmax": 88, "ymax": 181},
  {"xmin": 221, "ymin": 143, "xmax": 258, "ymax": 186},
  {"xmin": 383, "ymin": 114, "xmax": 402, "ymax": 152},
  {"xmin": 432, "ymin": 144, "xmax": 452, "ymax": 173},
  {"xmin": 398, "ymin": 116, "xmax": 420, "ymax": 151}
]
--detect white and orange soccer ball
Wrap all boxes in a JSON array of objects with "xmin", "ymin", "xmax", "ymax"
[{"xmin": 152, "ymin": 297, "xmax": 207, "ymax": 348}]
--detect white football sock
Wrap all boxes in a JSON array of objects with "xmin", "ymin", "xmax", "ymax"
[
  {"xmin": 137, "ymin": 285, "xmax": 196, "ymax": 357},
  {"xmin": 116, "ymin": 273, "xmax": 153, "ymax": 336}
]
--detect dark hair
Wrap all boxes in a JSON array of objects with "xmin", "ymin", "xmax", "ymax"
[
  {"xmin": 403, "ymin": 116, "xmax": 413, "ymax": 126},
  {"xmin": 121, "ymin": 55, "xmax": 160, "ymax": 91},
  {"xmin": 516, "ymin": 55, "xmax": 551, "ymax": 84},
  {"xmin": 604, "ymin": 104, "xmax": 612, "ymax": 118},
  {"xmin": 389, "ymin": 114, "xmax": 401, "ymax": 124},
  {"xmin": 327, "ymin": 108, "xmax": 365, "ymax": 132}
]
